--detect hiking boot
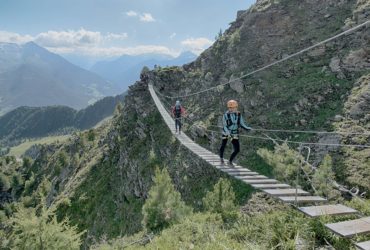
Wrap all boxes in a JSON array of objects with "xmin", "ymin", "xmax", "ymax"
[
  {"xmin": 228, "ymin": 161, "xmax": 234, "ymax": 167},
  {"xmin": 220, "ymin": 158, "xmax": 224, "ymax": 164}
]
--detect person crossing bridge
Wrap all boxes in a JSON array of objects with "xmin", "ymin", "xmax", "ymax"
[{"xmin": 220, "ymin": 100, "xmax": 252, "ymax": 166}]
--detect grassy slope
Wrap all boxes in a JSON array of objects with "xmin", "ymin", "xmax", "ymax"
[{"xmin": 7, "ymin": 135, "xmax": 70, "ymax": 158}]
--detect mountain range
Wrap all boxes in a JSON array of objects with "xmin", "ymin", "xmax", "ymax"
[
  {"xmin": 0, "ymin": 42, "xmax": 119, "ymax": 116},
  {"xmin": 0, "ymin": 42, "xmax": 196, "ymax": 116},
  {"xmin": 0, "ymin": 94, "xmax": 124, "ymax": 145},
  {"xmin": 90, "ymin": 51, "xmax": 197, "ymax": 91}
]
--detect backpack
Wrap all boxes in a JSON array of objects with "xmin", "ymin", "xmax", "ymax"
[{"xmin": 174, "ymin": 105, "xmax": 182, "ymax": 117}]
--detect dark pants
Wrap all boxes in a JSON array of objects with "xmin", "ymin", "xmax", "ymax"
[
  {"xmin": 175, "ymin": 117, "xmax": 182, "ymax": 131},
  {"xmin": 219, "ymin": 138, "xmax": 240, "ymax": 163}
]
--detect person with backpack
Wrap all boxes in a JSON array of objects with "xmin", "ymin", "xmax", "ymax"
[
  {"xmin": 171, "ymin": 100, "xmax": 186, "ymax": 134},
  {"xmin": 220, "ymin": 100, "xmax": 252, "ymax": 166}
]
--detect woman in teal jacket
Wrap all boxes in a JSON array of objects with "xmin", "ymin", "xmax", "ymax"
[{"xmin": 220, "ymin": 100, "xmax": 251, "ymax": 166}]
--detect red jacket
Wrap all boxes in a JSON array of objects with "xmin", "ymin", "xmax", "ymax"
[{"xmin": 172, "ymin": 105, "xmax": 186, "ymax": 118}]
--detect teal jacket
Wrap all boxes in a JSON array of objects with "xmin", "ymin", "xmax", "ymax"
[{"xmin": 222, "ymin": 111, "xmax": 251, "ymax": 137}]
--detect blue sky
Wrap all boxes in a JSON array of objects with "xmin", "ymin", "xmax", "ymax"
[{"xmin": 0, "ymin": 0, "xmax": 255, "ymax": 58}]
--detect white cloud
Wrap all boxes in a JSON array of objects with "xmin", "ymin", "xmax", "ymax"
[
  {"xmin": 0, "ymin": 29, "xmax": 128, "ymax": 48},
  {"xmin": 105, "ymin": 32, "xmax": 128, "ymax": 41},
  {"xmin": 49, "ymin": 45, "xmax": 177, "ymax": 58},
  {"xmin": 34, "ymin": 28, "xmax": 102, "ymax": 48},
  {"xmin": 0, "ymin": 28, "xmax": 178, "ymax": 57},
  {"xmin": 170, "ymin": 33, "xmax": 176, "ymax": 39},
  {"xmin": 126, "ymin": 10, "xmax": 138, "ymax": 17},
  {"xmin": 139, "ymin": 13, "xmax": 155, "ymax": 22},
  {"xmin": 181, "ymin": 37, "xmax": 213, "ymax": 54},
  {"xmin": 0, "ymin": 31, "xmax": 33, "ymax": 43},
  {"xmin": 126, "ymin": 10, "xmax": 156, "ymax": 23}
]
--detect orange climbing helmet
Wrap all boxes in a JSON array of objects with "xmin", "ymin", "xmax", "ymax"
[{"xmin": 227, "ymin": 100, "xmax": 238, "ymax": 109}]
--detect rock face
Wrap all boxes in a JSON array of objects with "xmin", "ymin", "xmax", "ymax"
[
  {"xmin": 346, "ymin": 75, "xmax": 370, "ymax": 121},
  {"xmin": 334, "ymin": 74, "xmax": 370, "ymax": 191}
]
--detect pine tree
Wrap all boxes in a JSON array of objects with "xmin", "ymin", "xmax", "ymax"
[
  {"xmin": 202, "ymin": 178, "xmax": 238, "ymax": 223},
  {"xmin": 312, "ymin": 154, "xmax": 340, "ymax": 199},
  {"xmin": 0, "ymin": 172, "xmax": 10, "ymax": 192},
  {"xmin": 6, "ymin": 197, "xmax": 84, "ymax": 249},
  {"xmin": 142, "ymin": 167, "xmax": 192, "ymax": 232}
]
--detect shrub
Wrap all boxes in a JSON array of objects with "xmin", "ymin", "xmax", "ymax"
[
  {"xmin": 142, "ymin": 167, "xmax": 192, "ymax": 232},
  {"xmin": 202, "ymin": 178, "xmax": 239, "ymax": 223},
  {"xmin": 312, "ymin": 154, "xmax": 340, "ymax": 199},
  {"xmin": 6, "ymin": 202, "xmax": 84, "ymax": 249},
  {"xmin": 0, "ymin": 173, "xmax": 10, "ymax": 192},
  {"xmin": 257, "ymin": 142, "xmax": 304, "ymax": 184}
]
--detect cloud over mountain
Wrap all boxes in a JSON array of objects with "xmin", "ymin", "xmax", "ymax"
[{"xmin": 181, "ymin": 37, "xmax": 213, "ymax": 54}]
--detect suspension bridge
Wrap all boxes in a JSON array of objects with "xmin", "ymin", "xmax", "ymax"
[
  {"xmin": 149, "ymin": 83, "xmax": 370, "ymax": 249},
  {"xmin": 146, "ymin": 18, "xmax": 370, "ymax": 249}
]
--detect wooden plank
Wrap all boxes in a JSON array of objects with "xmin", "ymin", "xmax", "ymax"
[
  {"xmin": 218, "ymin": 168, "xmax": 251, "ymax": 172},
  {"xmin": 234, "ymin": 175, "xmax": 268, "ymax": 180},
  {"xmin": 226, "ymin": 171, "xmax": 259, "ymax": 176},
  {"xmin": 220, "ymin": 168, "xmax": 253, "ymax": 172},
  {"xmin": 242, "ymin": 179, "xmax": 279, "ymax": 184},
  {"xmin": 252, "ymin": 184, "xmax": 291, "ymax": 189},
  {"xmin": 356, "ymin": 240, "xmax": 370, "ymax": 250},
  {"xmin": 209, "ymin": 162, "xmax": 227, "ymax": 167},
  {"xmin": 325, "ymin": 217, "xmax": 370, "ymax": 238},
  {"xmin": 262, "ymin": 188, "xmax": 309, "ymax": 196},
  {"xmin": 279, "ymin": 196, "xmax": 327, "ymax": 204},
  {"xmin": 298, "ymin": 204, "xmax": 358, "ymax": 218}
]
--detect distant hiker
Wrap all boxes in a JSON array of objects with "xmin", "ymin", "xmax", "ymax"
[
  {"xmin": 220, "ymin": 100, "xmax": 251, "ymax": 167},
  {"xmin": 172, "ymin": 100, "xmax": 186, "ymax": 134}
]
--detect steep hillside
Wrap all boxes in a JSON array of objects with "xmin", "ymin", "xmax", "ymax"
[
  {"xmin": 0, "ymin": 94, "xmax": 125, "ymax": 145},
  {"xmin": 0, "ymin": 42, "xmax": 120, "ymax": 115},
  {"xmin": 1, "ymin": 0, "xmax": 369, "ymax": 248},
  {"xmin": 151, "ymin": 0, "xmax": 369, "ymax": 179}
]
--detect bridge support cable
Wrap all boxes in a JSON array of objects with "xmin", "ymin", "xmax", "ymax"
[{"xmin": 155, "ymin": 20, "xmax": 370, "ymax": 99}]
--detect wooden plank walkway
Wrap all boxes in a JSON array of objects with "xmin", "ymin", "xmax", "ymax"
[
  {"xmin": 325, "ymin": 217, "xmax": 370, "ymax": 238},
  {"xmin": 356, "ymin": 240, "xmax": 370, "ymax": 250},
  {"xmin": 299, "ymin": 204, "xmax": 358, "ymax": 218},
  {"xmin": 149, "ymin": 83, "xmax": 367, "ymax": 247}
]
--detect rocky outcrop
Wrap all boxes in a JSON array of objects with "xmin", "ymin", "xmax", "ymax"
[{"xmin": 334, "ymin": 74, "xmax": 370, "ymax": 192}]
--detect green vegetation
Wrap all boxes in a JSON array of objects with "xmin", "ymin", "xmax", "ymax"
[
  {"xmin": 312, "ymin": 155, "xmax": 341, "ymax": 199},
  {"xmin": 257, "ymin": 142, "xmax": 344, "ymax": 200},
  {"xmin": 142, "ymin": 167, "xmax": 192, "ymax": 232},
  {"xmin": 7, "ymin": 135, "xmax": 70, "ymax": 158},
  {"xmin": 0, "ymin": 95, "xmax": 124, "ymax": 145},
  {"xmin": 257, "ymin": 142, "xmax": 305, "ymax": 185},
  {"xmin": 203, "ymin": 178, "xmax": 238, "ymax": 223},
  {"xmin": 2, "ymin": 199, "xmax": 83, "ymax": 249},
  {"xmin": 92, "ymin": 180, "xmax": 318, "ymax": 250},
  {"xmin": 1, "ymin": 1, "xmax": 369, "ymax": 249}
]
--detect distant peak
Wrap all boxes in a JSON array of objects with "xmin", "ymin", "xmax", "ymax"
[
  {"xmin": 23, "ymin": 41, "xmax": 41, "ymax": 48},
  {"xmin": 177, "ymin": 51, "xmax": 197, "ymax": 58},
  {"xmin": 0, "ymin": 42, "xmax": 21, "ymax": 49}
]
